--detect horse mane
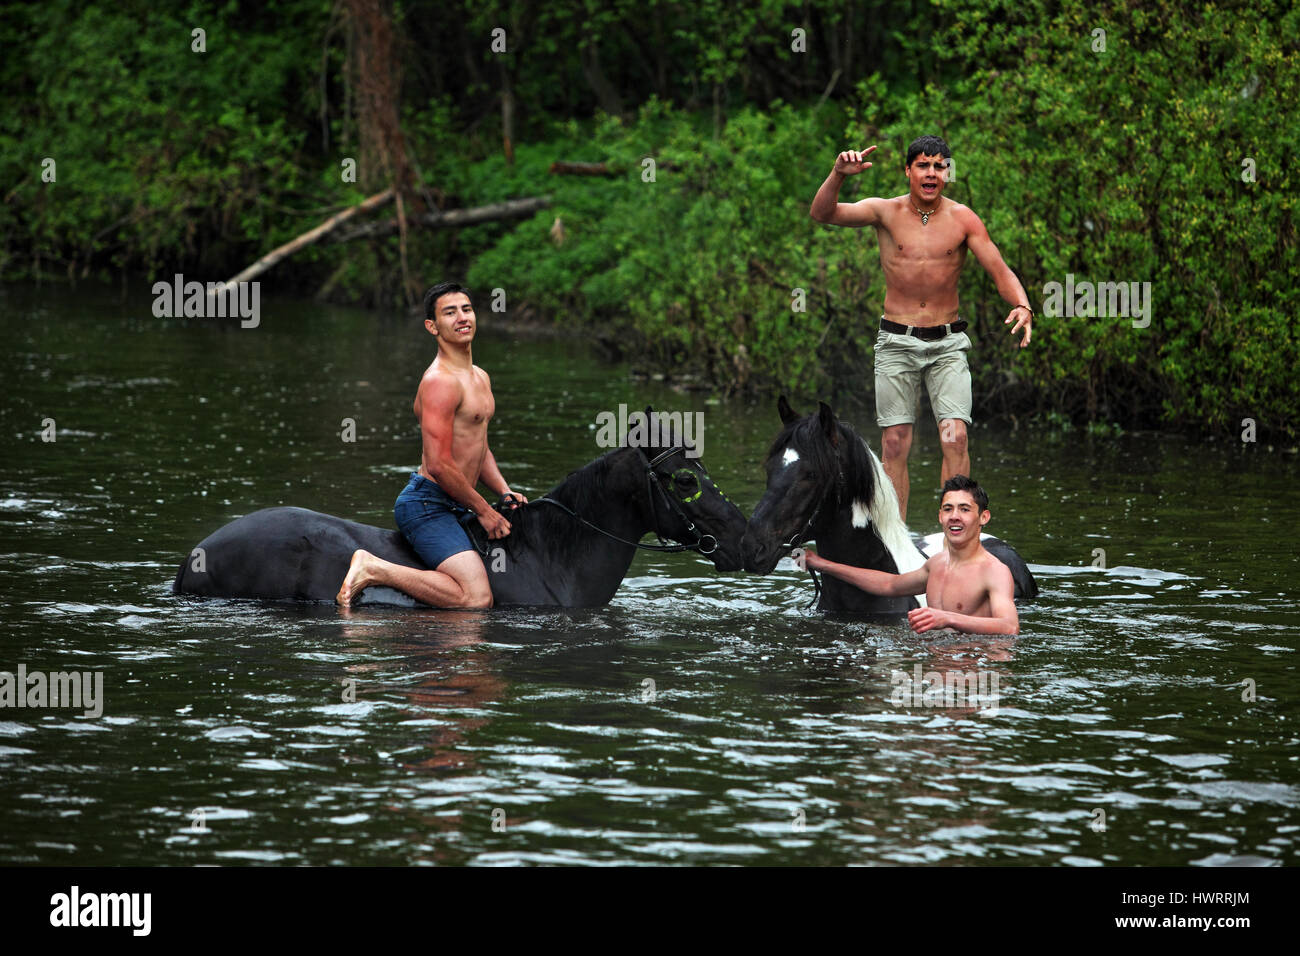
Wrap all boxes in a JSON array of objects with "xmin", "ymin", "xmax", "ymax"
[
  {"xmin": 545, "ymin": 449, "xmax": 620, "ymax": 513},
  {"xmin": 767, "ymin": 413, "xmax": 924, "ymax": 575}
]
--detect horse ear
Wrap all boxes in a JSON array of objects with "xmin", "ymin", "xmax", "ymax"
[
  {"xmin": 778, "ymin": 395, "xmax": 800, "ymax": 425},
  {"xmin": 818, "ymin": 401, "xmax": 839, "ymax": 447},
  {"xmin": 642, "ymin": 404, "xmax": 665, "ymax": 454}
]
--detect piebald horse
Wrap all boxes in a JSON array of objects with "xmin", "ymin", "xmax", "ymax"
[{"xmin": 741, "ymin": 397, "xmax": 1037, "ymax": 615}]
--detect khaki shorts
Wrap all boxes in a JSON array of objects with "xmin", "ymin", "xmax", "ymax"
[{"xmin": 874, "ymin": 322, "xmax": 973, "ymax": 428}]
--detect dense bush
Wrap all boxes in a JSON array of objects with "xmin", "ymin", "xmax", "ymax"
[
  {"xmin": 3, "ymin": 0, "xmax": 1295, "ymax": 437},
  {"xmin": 0, "ymin": 1, "xmax": 332, "ymax": 281},
  {"xmin": 468, "ymin": 0, "xmax": 1300, "ymax": 437}
]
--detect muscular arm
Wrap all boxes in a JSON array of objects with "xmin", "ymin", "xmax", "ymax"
[
  {"xmin": 479, "ymin": 449, "xmax": 527, "ymax": 505},
  {"xmin": 419, "ymin": 374, "xmax": 495, "ymax": 518},
  {"xmin": 804, "ymin": 550, "xmax": 930, "ymax": 596},
  {"xmin": 810, "ymin": 148, "xmax": 887, "ymax": 227},
  {"xmin": 479, "ymin": 449, "xmax": 508, "ymax": 497},
  {"xmin": 960, "ymin": 207, "xmax": 1033, "ymax": 346}
]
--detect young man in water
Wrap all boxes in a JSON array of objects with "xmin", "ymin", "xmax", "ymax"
[
  {"xmin": 797, "ymin": 475, "xmax": 1018, "ymax": 635},
  {"xmin": 336, "ymin": 282, "xmax": 526, "ymax": 608},
  {"xmin": 810, "ymin": 135, "xmax": 1033, "ymax": 522}
]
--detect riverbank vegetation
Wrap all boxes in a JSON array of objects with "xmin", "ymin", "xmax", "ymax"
[{"xmin": 3, "ymin": 0, "xmax": 1295, "ymax": 437}]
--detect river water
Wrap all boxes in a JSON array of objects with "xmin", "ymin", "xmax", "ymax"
[{"xmin": 2, "ymin": 285, "xmax": 1296, "ymax": 866}]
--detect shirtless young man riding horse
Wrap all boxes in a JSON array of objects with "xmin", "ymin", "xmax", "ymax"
[
  {"xmin": 809, "ymin": 135, "xmax": 1033, "ymax": 522},
  {"xmin": 337, "ymin": 282, "xmax": 526, "ymax": 608},
  {"xmin": 799, "ymin": 476, "xmax": 1018, "ymax": 635}
]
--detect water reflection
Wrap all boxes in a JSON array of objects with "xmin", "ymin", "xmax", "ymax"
[{"xmin": 337, "ymin": 608, "xmax": 505, "ymax": 772}]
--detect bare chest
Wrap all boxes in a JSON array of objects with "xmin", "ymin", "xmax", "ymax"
[
  {"xmin": 457, "ymin": 386, "xmax": 494, "ymax": 428},
  {"xmin": 926, "ymin": 559, "xmax": 989, "ymax": 615},
  {"xmin": 876, "ymin": 205, "xmax": 967, "ymax": 269}
]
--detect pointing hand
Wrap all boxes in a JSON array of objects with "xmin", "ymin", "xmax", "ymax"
[{"xmin": 834, "ymin": 146, "xmax": 877, "ymax": 176}]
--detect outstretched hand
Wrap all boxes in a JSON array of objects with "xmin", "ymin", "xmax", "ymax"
[
  {"xmin": 833, "ymin": 146, "xmax": 877, "ymax": 176},
  {"xmin": 1004, "ymin": 306, "xmax": 1033, "ymax": 348}
]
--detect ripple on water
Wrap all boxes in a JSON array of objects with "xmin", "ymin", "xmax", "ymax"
[
  {"xmin": 4, "ymin": 304, "xmax": 1298, "ymax": 867},
  {"xmin": 203, "ymin": 725, "xmax": 272, "ymax": 740},
  {"xmin": 1181, "ymin": 781, "xmax": 1300, "ymax": 807}
]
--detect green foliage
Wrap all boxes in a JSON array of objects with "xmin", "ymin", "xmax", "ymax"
[
  {"xmin": 0, "ymin": 0, "xmax": 327, "ymax": 281},
  {"xmin": 466, "ymin": 0, "xmax": 1299, "ymax": 437},
  {"xmin": 922, "ymin": 0, "xmax": 1300, "ymax": 435},
  {"xmin": 468, "ymin": 102, "xmax": 874, "ymax": 393},
  {"xmin": 2, "ymin": 0, "xmax": 1295, "ymax": 437}
]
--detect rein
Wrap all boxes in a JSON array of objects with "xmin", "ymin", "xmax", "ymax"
[{"xmin": 491, "ymin": 447, "xmax": 719, "ymax": 556}]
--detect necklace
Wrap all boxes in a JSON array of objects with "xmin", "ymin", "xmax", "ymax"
[{"xmin": 911, "ymin": 198, "xmax": 939, "ymax": 225}]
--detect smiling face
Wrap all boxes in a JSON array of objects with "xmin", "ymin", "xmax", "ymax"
[
  {"xmin": 425, "ymin": 291, "xmax": 476, "ymax": 344},
  {"xmin": 938, "ymin": 488, "xmax": 989, "ymax": 546},
  {"xmin": 906, "ymin": 152, "xmax": 950, "ymax": 207}
]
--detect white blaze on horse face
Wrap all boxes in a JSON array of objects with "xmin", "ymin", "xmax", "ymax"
[
  {"xmin": 851, "ymin": 500, "xmax": 870, "ymax": 528},
  {"xmin": 782, "ymin": 447, "xmax": 800, "ymax": 467}
]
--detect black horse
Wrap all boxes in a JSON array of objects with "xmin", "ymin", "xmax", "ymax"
[
  {"xmin": 174, "ymin": 431, "xmax": 747, "ymax": 608},
  {"xmin": 741, "ymin": 397, "xmax": 1037, "ymax": 614}
]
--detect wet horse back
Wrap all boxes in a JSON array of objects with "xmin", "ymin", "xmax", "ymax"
[{"xmin": 175, "ymin": 506, "xmax": 420, "ymax": 601}]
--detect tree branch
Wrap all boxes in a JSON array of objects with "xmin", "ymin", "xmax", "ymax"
[{"xmin": 329, "ymin": 195, "xmax": 551, "ymax": 243}]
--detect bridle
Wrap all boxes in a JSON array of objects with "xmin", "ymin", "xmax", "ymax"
[
  {"xmin": 641, "ymin": 446, "xmax": 719, "ymax": 555},
  {"xmin": 525, "ymin": 446, "xmax": 722, "ymax": 555},
  {"xmin": 781, "ymin": 453, "xmax": 847, "ymax": 551},
  {"xmin": 778, "ymin": 443, "xmax": 848, "ymax": 608}
]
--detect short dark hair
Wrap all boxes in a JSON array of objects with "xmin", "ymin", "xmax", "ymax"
[
  {"xmin": 906, "ymin": 135, "xmax": 952, "ymax": 167},
  {"xmin": 423, "ymin": 281, "xmax": 472, "ymax": 320},
  {"xmin": 941, "ymin": 474, "xmax": 988, "ymax": 512}
]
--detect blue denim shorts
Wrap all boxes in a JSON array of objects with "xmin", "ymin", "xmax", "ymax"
[{"xmin": 394, "ymin": 473, "xmax": 476, "ymax": 569}]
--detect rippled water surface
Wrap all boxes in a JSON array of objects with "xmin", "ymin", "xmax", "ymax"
[{"xmin": 2, "ymin": 285, "xmax": 1297, "ymax": 865}]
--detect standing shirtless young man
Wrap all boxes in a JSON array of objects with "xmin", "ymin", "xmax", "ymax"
[
  {"xmin": 810, "ymin": 135, "xmax": 1033, "ymax": 521},
  {"xmin": 798, "ymin": 476, "xmax": 1018, "ymax": 635},
  {"xmin": 336, "ymin": 282, "xmax": 526, "ymax": 608}
]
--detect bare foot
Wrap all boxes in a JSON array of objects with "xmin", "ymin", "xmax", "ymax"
[{"xmin": 337, "ymin": 549, "xmax": 377, "ymax": 606}]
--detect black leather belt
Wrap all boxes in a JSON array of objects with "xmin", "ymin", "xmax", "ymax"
[{"xmin": 880, "ymin": 318, "xmax": 968, "ymax": 340}]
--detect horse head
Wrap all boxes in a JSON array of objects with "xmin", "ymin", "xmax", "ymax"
[
  {"xmin": 742, "ymin": 396, "xmax": 904, "ymax": 575},
  {"xmin": 629, "ymin": 406, "xmax": 748, "ymax": 572}
]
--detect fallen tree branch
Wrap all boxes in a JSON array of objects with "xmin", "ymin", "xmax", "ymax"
[
  {"xmin": 549, "ymin": 161, "xmax": 613, "ymax": 176},
  {"xmin": 330, "ymin": 195, "xmax": 552, "ymax": 244},
  {"xmin": 211, "ymin": 187, "xmax": 395, "ymax": 292},
  {"xmin": 548, "ymin": 160, "xmax": 680, "ymax": 176}
]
